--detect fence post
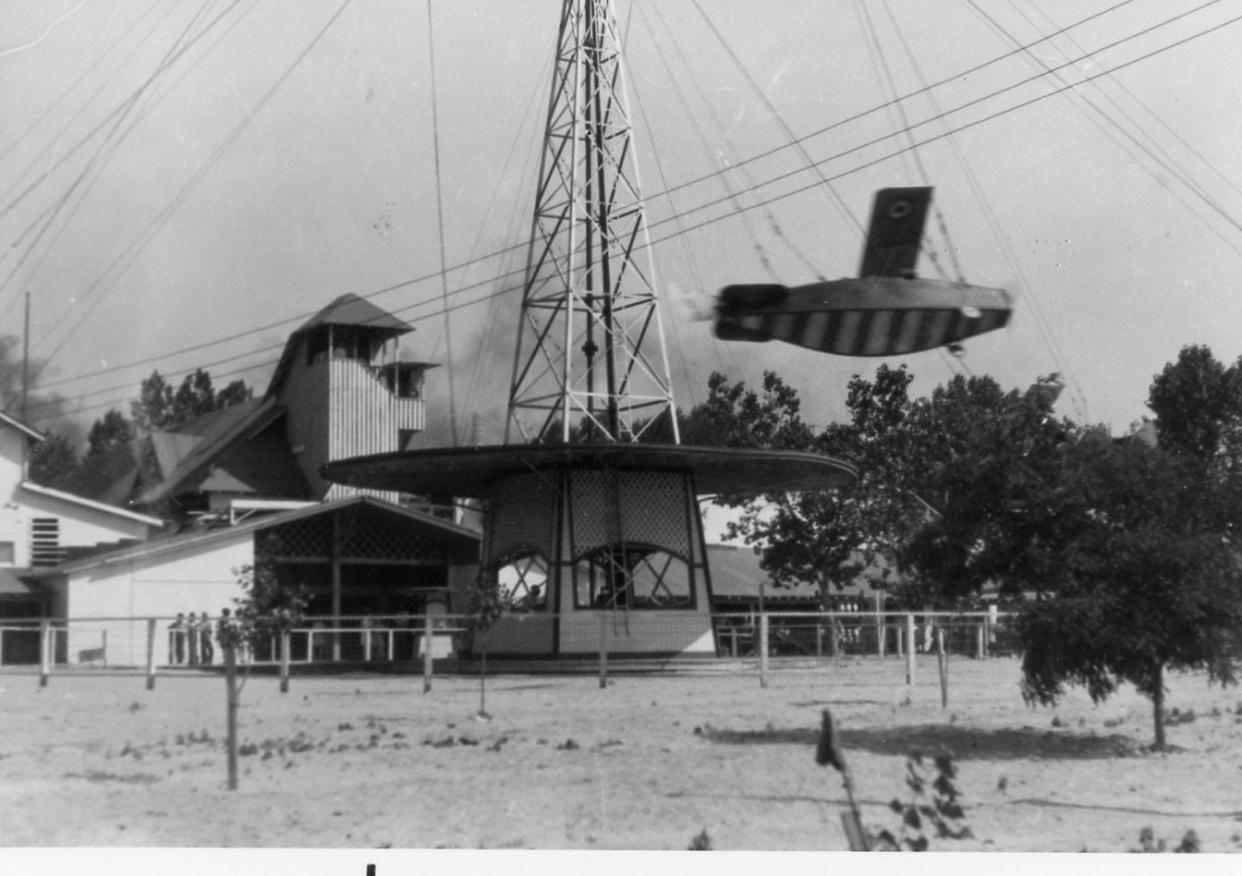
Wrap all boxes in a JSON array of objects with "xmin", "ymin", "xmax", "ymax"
[
  {"xmin": 422, "ymin": 614, "xmax": 434, "ymax": 694},
  {"xmin": 224, "ymin": 644, "xmax": 239, "ymax": 791},
  {"xmin": 363, "ymin": 626, "xmax": 372, "ymax": 662},
  {"xmin": 0, "ymin": 627, "xmax": 5, "ymax": 667},
  {"xmin": 758, "ymin": 612, "xmax": 769, "ymax": 688},
  {"xmin": 145, "ymin": 619, "xmax": 157, "ymax": 690},
  {"xmin": 598, "ymin": 613, "xmax": 608, "ymax": 689},
  {"xmin": 976, "ymin": 620, "xmax": 985, "ymax": 659},
  {"xmin": 937, "ymin": 627, "xmax": 948, "ymax": 709},
  {"xmin": 279, "ymin": 629, "xmax": 291, "ymax": 694},
  {"xmin": 39, "ymin": 619, "xmax": 51, "ymax": 687},
  {"xmin": 905, "ymin": 613, "xmax": 915, "ymax": 686}
]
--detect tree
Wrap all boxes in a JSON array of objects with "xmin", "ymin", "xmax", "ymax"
[
  {"xmin": 131, "ymin": 370, "xmax": 175, "ymax": 433},
  {"xmin": 28, "ymin": 431, "xmax": 78, "ymax": 485},
  {"xmin": 1147, "ymin": 344, "xmax": 1242, "ymax": 466},
  {"xmin": 129, "ymin": 368, "xmax": 253, "ymax": 435},
  {"xmin": 216, "ymin": 534, "xmax": 308, "ymax": 789},
  {"xmin": 896, "ymin": 373, "xmax": 1071, "ymax": 604},
  {"xmin": 86, "ymin": 409, "xmax": 135, "ymax": 457},
  {"xmin": 1015, "ymin": 433, "xmax": 1242, "ymax": 749}
]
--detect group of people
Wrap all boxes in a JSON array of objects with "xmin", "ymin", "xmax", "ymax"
[{"xmin": 167, "ymin": 612, "xmax": 216, "ymax": 666}]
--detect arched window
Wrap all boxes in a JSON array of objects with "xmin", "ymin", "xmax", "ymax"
[
  {"xmin": 573, "ymin": 542, "xmax": 693, "ymax": 610},
  {"xmin": 494, "ymin": 550, "xmax": 549, "ymax": 612}
]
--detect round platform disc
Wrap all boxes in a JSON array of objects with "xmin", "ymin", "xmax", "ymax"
[{"xmin": 321, "ymin": 443, "xmax": 856, "ymax": 498}]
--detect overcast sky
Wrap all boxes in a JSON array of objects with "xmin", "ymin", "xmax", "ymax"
[{"xmin": 3, "ymin": 0, "xmax": 1242, "ymax": 445}]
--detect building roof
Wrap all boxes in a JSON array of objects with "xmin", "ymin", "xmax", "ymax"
[
  {"xmin": 0, "ymin": 410, "xmax": 45, "ymax": 443},
  {"xmin": 295, "ymin": 293, "xmax": 415, "ymax": 335},
  {"xmin": 134, "ymin": 398, "xmax": 303, "ymax": 505},
  {"xmin": 322, "ymin": 443, "xmax": 857, "ymax": 498},
  {"xmin": 18, "ymin": 481, "xmax": 165, "ymax": 527},
  {"xmin": 707, "ymin": 544, "xmax": 820, "ymax": 601},
  {"xmin": 0, "ymin": 566, "xmax": 38, "ymax": 596},
  {"xmin": 265, "ymin": 293, "xmax": 414, "ymax": 400},
  {"xmin": 22, "ymin": 495, "xmax": 480, "ymax": 580}
]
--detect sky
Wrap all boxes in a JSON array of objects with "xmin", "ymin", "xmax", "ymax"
[{"xmin": 3, "ymin": 0, "xmax": 1242, "ymax": 448}]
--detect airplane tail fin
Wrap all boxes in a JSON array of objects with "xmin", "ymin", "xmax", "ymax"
[{"xmin": 859, "ymin": 187, "xmax": 932, "ymax": 279}]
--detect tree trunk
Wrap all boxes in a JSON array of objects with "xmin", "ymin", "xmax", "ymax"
[{"xmin": 1151, "ymin": 661, "xmax": 1166, "ymax": 751}]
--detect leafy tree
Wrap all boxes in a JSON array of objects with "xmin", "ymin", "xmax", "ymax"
[
  {"xmin": 27, "ymin": 431, "xmax": 78, "ymax": 485},
  {"xmin": 129, "ymin": 368, "xmax": 253, "ymax": 435},
  {"xmin": 1015, "ymin": 433, "xmax": 1242, "ymax": 749},
  {"xmin": 896, "ymin": 373, "xmax": 1071, "ymax": 604},
  {"xmin": 681, "ymin": 370, "xmax": 815, "ymax": 451},
  {"xmin": 1147, "ymin": 344, "xmax": 1242, "ymax": 466},
  {"xmin": 221, "ymin": 534, "xmax": 308, "ymax": 652},
  {"xmin": 131, "ymin": 370, "xmax": 175, "ymax": 433},
  {"xmin": 214, "ymin": 378, "xmax": 252, "ymax": 409},
  {"xmin": 86, "ymin": 409, "xmax": 135, "ymax": 457}
]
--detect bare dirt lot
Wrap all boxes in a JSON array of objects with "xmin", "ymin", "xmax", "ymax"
[{"xmin": 2, "ymin": 656, "xmax": 1241, "ymax": 853}]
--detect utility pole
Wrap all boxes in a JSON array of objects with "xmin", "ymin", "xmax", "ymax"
[{"xmin": 22, "ymin": 291, "xmax": 31, "ymax": 422}]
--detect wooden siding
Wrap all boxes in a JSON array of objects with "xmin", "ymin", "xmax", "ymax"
[
  {"xmin": 61, "ymin": 532, "xmax": 253, "ymax": 666},
  {"xmin": 278, "ymin": 351, "xmax": 425, "ymax": 500}
]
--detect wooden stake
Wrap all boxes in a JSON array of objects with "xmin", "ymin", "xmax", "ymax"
[
  {"xmin": 937, "ymin": 627, "xmax": 948, "ymax": 709},
  {"xmin": 598, "ymin": 613, "xmax": 608, "ymax": 689},
  {"xmin": 279, "ymin": 629, "xmax": 290, "ymax": 694},
  {"xmin": 422, "ymin": 613, "xmax": 433, "ymax": 694},
  {"xmin": 758, "ymin": 612, "xmax": 769, "ymax": 689},
  {"xmin": 905, "ymin": 613, "xmax": 916, "ymax": 686},
  {"xmin": 145, "ymin": 618, "xmax": 157, "ymax": 691},
  {"xmin": 39, "ymin": 619, "xmax": 50, "ymax": 687},
  {"xmin": 224, "ymin": 644, "xmax": 239, "ymax": 790}
]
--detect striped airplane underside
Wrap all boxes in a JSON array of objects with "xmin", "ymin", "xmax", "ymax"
[{"xmin": 735, "ymin": 306, "xmax": 1010, "ymax": 356}]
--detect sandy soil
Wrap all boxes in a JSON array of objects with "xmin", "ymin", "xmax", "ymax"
[{"xmin": 1, "ymin": 656, "xmax": 1241, "ymax": 853}]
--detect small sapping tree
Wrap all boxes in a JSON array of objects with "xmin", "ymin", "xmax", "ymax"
[
  {"xmin": 218, "ymin": 534, "xmax": 308, "ymax": 662},
  {"xmin": 214, "ymin": 534, "xmax": 307, "ymax": 789}
]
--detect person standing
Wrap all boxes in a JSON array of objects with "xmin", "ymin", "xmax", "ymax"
[
  {"xmin": 198, "ymin": 613, "xmax": 214, "ymax": 665},
  {"xmin": 186, "ymin": 612, "xmax": 200, "ymax": 667},
  {"xmin": 169, "ymin": 613, "xmax": 186, "ymax": 665}
]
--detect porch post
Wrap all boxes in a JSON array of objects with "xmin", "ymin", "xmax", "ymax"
[{"xmin": 331, "ymin": 513, "xmax": 342, "ymax": 662}]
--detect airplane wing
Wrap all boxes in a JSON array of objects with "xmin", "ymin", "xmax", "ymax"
[{"xmin": 858, "ymin": 186, "xmax": 932, "ymax": 278}]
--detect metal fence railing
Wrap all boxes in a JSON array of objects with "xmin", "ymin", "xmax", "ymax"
[{"xmin": 0, "ymin": 609, "xmax": 1014, "ymax": 686}]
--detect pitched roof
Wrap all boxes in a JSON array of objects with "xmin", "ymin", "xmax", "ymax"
[
  {"xmin": 18, "ymin": 481, "xmax": 165, "ymax": 527},
  {"xmin": 134, "ymin": 398, "xmax": 301, "ymax": 505},
  {"xmin": 22, "ymin": 495, "xmax": 479, "ymax": 579},
  {"xmin": 264, "ymin": 294, "xmax": 413, "ymax": 400},
  {"xmin": 296, "ymin": 293, "xmax": 415, "ymax": 335}
]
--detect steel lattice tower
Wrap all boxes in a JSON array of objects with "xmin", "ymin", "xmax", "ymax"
[{"xmin": 505, "ymin": 0, "xmax": 680, "ymax": 445}]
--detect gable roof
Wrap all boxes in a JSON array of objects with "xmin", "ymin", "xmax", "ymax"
[
  {"xmin": 0, "ymin": 410, "xmax": 44, "ymax": 443},
  {"xmin": 134, "ymin": 398, "xmax": 301, "ymax": 505},
  {"xmin": 18, "ymin": 481, "xmax": 165, "ymax": 527},
  {"xmin": 265, "ymin": 294, "xmax": 414, "ymax": 400},
  {"xmin": 22, "ymin": 495, "xmax": 480, "ymax": 579}
]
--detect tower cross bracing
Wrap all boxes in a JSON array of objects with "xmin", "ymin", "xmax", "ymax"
[{"xmin": 506, "ymin": 0, "xmax": 679, "ymax": 445}]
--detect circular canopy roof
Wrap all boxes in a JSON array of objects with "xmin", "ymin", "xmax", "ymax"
[{"xmin": 321, "ymin": 443, "xmax": 856, "ymax": 498}]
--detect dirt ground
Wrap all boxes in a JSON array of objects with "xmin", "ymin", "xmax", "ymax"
[{"xmin": 2, "ymin": 655, "xmax": 1241, "ymax": 855}]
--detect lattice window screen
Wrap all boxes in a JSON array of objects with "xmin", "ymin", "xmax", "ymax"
[
  {"xmin": 339, "ymin": 511, "xmax": 444, "ymax": 562},
  {"xmin": 488, "ymin": 472, "xmax": 559, "ymax": 563},
  {"xmin": 261, "ymin": 516, "xmax": 330, "ymax": 559},
  {"xmin": 569, "ymin": 470, "xmax": 690, "ymax": 558}
]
